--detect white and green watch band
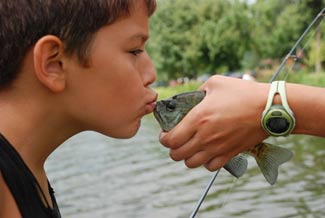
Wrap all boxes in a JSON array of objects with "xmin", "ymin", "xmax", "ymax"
[{"xmin": 261, "ymin": 81, "xmax": 296, "ymax": 136}]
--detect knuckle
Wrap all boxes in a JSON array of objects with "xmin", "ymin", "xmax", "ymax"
[
  {"xmin": 159, "ymin": 135, "xmax": 171, "ymax": 147},
  {"xmin": 205, "ymin": 160, "xmax": 224, "ymax": 172},
  {"xmin": 169, "ymin": 151, "xmax": 182, "ymax": 161},
  {"xmin": 205, "ymin": 165, "xmax": 218, "ymax": 172},
  {"xmin": 184, "ymin": 160, "xmax": 198, "ymax": 169},
  {"xmin": 160, "ymin": 134, "xmax": 181, "ymax": 149}
]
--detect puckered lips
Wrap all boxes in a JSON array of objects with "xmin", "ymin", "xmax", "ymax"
[{"xmin": 145, "ymin": 94, "xmax": 158, "ymax": 114}]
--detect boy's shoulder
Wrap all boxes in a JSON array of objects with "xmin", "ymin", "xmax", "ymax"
[{"xmin": 0, "ymin": 172, "xmax": 21, "ymax": 218}]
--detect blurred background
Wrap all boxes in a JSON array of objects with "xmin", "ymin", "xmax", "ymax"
[
  {"xmin": 149, "ymin": 0, "xmax": 325, "ymax": 91},
  {"xmin": 46, "ymin": 1, "xmax": 325, "ymax": 217}
]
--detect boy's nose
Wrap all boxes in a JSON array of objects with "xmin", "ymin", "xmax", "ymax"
[{"xmin": 142, "ymin": 53, "xmax": 156, "ymax": 87}]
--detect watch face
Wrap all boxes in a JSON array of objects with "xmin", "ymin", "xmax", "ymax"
[
  {"xmin": 266, "ymin": 117, "xmax": 290, "ymax": 134},
  {"xmin": 262, "ymin": 106, "xmax": 295, "ymax": 136}
]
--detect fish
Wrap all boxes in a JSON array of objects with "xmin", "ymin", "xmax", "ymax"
[{"xmin": 153, "ymin": 90, "xmax": 293, "ymax": 185}]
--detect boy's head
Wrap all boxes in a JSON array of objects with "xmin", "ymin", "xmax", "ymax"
[{"xmin": 0, "ymin": 0, "xmax": 156, "ymax": 89}]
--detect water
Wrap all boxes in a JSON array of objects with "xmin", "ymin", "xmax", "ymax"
[{"xmin": 46, "ymin": 116, "xmax": 325, "ymax": 218}]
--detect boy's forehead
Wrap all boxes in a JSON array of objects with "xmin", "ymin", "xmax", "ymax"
[{"xmin": 104, "ymin": 3, "xmax": 150, "ymax": 42}]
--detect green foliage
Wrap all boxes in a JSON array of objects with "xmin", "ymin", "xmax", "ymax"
[
  {"xmin": 306, "ymin": 36, "xmax": 325, "ymax": 71},
  {"xmin": 286, "ymin": 72, "xmax": 325, "ymax": 87},
  {"xmin": 148, "ymin": 0, "xmax": 201, "ymax": 80},
  {"xmin": 248, "ymin": 0, "xmax": 314, "ymax": 62},
  {"xmin": 148, "ymin": 0, "xmax": 324, "ymax": 81},
  {"xmin": 149, "ymin": 0, "xmax": 251, "ymax": 79},
  {"xmin": 154, "ymin": 82, "xmax": 202, "ymax": 100}
]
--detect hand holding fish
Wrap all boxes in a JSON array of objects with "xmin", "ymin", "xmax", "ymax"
[
  {"xmin": 157, "ymin": 75, "xmax": 325, "ymax": 179},
  {"xmin": 159, "ymin": 75, "xmax": 270, "ymax": 171}
]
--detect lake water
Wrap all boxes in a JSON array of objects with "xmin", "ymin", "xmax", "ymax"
[{"xmin": 46, "ymin": 116, "xmax": 325, "ymax": 218}]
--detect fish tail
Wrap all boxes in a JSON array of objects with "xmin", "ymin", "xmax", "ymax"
[
  {"xmin": 223, "ymin": 154, "xmax": 248, "ymax": 178},
  {"xmin": 251, "ymin": 142, "xmax": 293, "ymax": 185}
]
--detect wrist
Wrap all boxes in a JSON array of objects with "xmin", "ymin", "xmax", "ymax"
[
  {"xmin": 254, "ymin": 83, "xmax": 272, "ymax": 138},
  {"xmin": 286, "ymin": 83, "xmax": 325, "ymax": 136}
]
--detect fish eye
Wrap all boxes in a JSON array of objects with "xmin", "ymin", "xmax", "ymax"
[{"xmin": 166, "ymin": 101, "xmax": 176, "ymax": 112}]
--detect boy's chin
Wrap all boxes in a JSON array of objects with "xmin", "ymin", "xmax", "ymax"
[
  {"xmin": 106, "ymin": 122, "xmax": 141, "ymax": 139},
  {"xmin": 116, "ymin": 131, "xmax": 138, "ymax": 139}
]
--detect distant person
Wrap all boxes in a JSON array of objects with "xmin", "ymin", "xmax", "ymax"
[
  {"xmin": 242, "ymin": 70, "xmax": 256, "ymax": 81},
  {"xmin": 0, "ymin": 1, "xmax": 157, "ymax": 217},
  {"xmin": 159, "ymin": 75, "xmax": 325, "ymax": 171}
]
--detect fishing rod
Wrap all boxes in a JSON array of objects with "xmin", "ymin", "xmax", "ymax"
[
  {"xmin": 189, "ymin": 7, "xmax": 325, "ymax": 218},
  {"xmin": 269, "ymin": 7, "xmax": 325, "ymax": 82},
  {"xmin": 189, "ymin": 169, "xmax": 220, "ymax": 218}
]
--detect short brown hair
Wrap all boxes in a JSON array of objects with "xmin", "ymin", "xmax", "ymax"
[{"xmin": 0, "ymin": 0, "xmax": 156, "ymax": 88}]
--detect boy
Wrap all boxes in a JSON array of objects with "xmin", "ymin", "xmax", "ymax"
[{"xmin": 0, "ymin": 0, "xmax": 157, "ymax": 217}]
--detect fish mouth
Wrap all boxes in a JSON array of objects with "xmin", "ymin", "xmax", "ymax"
[
  {"xmin": 153, "ymin": 104, "xmax": 162, "ymax": 122},
  {"xmin": 153, "ymin": 103, "xmax": 179, "ymax": 132},
  {"xmin": 153, "ymin": 103, "xmax": 167, "ymax": 131}
]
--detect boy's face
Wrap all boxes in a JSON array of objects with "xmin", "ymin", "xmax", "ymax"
[{"xmin": 65, "ymin": 1, "xmax": 157, "ymax": 138}]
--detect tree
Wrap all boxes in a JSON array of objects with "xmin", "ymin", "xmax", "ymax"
[
  {"xmin": 148, "ymin": 0, "xmax": 201, "ymax": 80},
  {"xmin": 147, "ymin": 0, "xmax": 322, "ymax": 80},
  {"xmin": 249, "ymin": 0, "xmax": 310, "ymax": 59},
  {"xmin": 148, "ymin": 0, "xmax": 251, "ymax": 80}
]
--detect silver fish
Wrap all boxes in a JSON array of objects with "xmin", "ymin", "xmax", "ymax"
[{"xmin": 154, "ymin": 91, "xmax": 293, "ymax": 185}]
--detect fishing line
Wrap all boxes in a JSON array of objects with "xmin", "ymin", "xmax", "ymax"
[
  {"xmin": 220, "ymin": 177, "xmax": 237, "ymax": 209},
  {"xmin": 188, "ymin": 7, "xmax": 325, "ymax": 218}
]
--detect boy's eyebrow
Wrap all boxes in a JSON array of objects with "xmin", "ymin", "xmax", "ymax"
[{"xmin": 129, "ymin": 33, "xmax": 149, "ymax": 42}]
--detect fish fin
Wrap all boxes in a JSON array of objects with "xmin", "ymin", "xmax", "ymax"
[
  {"xmin": 223, "ymin": 154, "xmax": 248, "ymax": 178},
  {"xmin": 253, "ymin": 142, "xmax": 293, "ymax": 185}
]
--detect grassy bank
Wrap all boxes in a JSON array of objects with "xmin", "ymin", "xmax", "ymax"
[
  {"xmin": 154, "ymin": 72, "xmax": 325, "ymax": 99},
  {"xmin": 154, "ymin": 82, "xmax": 202, "ymax": 100},
  {"xmin": 286, "ymin": 72, "xmax": 325, "ymax": 86},
  {"xmin": 258, "ymin": 70, "xmax": 325, "ymax": 87}
]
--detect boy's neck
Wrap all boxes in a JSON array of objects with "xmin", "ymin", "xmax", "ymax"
[{"xmin": 0, "ymin": 88, "xmax": 79, "ymax": 176}]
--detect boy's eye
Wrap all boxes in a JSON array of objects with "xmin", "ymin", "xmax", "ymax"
[{"xmin": 129, "ymin": 49, "xmax": 143, "ymax": 56}]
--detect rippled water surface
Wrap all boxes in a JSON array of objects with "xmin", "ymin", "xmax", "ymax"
[{"xmin": 46, "ymin": 116, "xmax": 325, "ymax": 218}]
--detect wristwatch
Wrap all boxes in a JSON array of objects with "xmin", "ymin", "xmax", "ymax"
[{"xmin": 261, "ymin": 81, "xmax": 295, "ymax": 136}]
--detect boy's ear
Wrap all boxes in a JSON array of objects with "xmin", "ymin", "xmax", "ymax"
[{"xmin": 33, "ymin": 35, "xmax": 66, "ymax": 93}]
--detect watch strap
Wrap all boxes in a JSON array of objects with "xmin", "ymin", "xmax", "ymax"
[
  {"xmin": 263, "ymin": 81, "xmax": 294, "ymax": 117},
  {"xmin": 263, "ymin": 81, "xmax": 279, "ymax": 114},
  {"xmin": 277, "ymin": 81, "xmax": 294, "ymax": 116}
]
